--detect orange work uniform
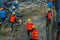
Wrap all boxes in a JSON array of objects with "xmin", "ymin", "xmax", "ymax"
[
  {"xmin": 32, "ymin": 29, "xmax": 38, "ymax": 40},
  {"xmin": 9, "ymin": 15, "xmax": 16, "ymax": 23},
  {"xmin": 25, "ymin": 22, "xmax": 33, "ymax": 31},
  {"xmin": 47, "ymin": 12, "xmax": 52, "ymax": 20}
]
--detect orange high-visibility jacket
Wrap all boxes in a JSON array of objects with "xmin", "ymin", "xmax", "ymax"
[
  {"xmin": 47, "ymin": 12, "xmax": 52, "ymax": 20},
  {"xmin": 26, "ymin": 22, "xmax": 33, "ymax": 30},
  {"xmin": 32, "ymin": 29, "xmax": 38, "ymax": 39},
  {"xmin": 9, "ymin": 15, "xmax": 16, "ymax": 23}
]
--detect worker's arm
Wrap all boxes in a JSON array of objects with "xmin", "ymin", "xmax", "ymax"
[{"xmin": 32, "ymin": 25, "xmax": 35, "ymax": 28}]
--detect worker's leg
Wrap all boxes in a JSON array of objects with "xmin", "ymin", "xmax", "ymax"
[
  {"xmin": 11, "ymin": 23, "xmax": 14, "ymax": 32},
  {"xmin": 49, "ymin": 19, "xmax": 51, "ymax": 24},
  {"xmin": 1, "ymin": 18, "xmax": 5, "ymax": 23},
  {"xmin": 27, "ymin": 30, "xmax": 30, "ymax": 37},
  {"xmin": 30, "ymin": 38, "xmax": 37, "ymax": 40},
  {"xmin": 13, "ymin": 22, "xmax": 17, "ymax": 31},
  {"xmin": 30, "ymin": 38, "xmax": 33, "ymax": 40},
  {"xmin": 47, "ymin": 19, "xmax": 49, "ymax": 26},
  {"xmin": 48, "ymin": 19, "xmax": 51, "ymax": 25}
]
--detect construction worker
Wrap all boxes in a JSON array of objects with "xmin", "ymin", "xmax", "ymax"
[
  {"xmin": 25, "ymin": 18, "xmax": 34, "ymax": 37},
  {"xmin": 9, "ymin": 12, "xmax": 16, "ymax": 32},
  {"xmin": 15, "ymin": 19, "xmax": 22, "ymax": 31},
  {"xmin": 31, "ymin": 27, "xmax": 38, "ymax": 40},
  {"xmin": 47, "ymin": 8, "xmax": 52, "ymax": 24},
  {"xmin": 0, "ymin": 7, "xmax": 6, "ymax": 23}
]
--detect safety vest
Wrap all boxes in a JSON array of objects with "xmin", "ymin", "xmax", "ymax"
[
  {"xmin": 32, "ymin": 29, "xmax": 38, "ymax": 39},
  {"xmin": 26, "ymin": 22, "xmax": 33, "ymax": 30},
  {"xmin": 47, "ymin": 12, "xmax": 52, "ymax": 20},
  {"xmin": 9, "ymin": 15, "xmax": 16, "ymax": 23}
]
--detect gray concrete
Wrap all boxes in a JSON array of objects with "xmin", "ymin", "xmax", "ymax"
[{"xmin": 0, "ymin": 5, "xmax": 48, "ymax": 40}]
